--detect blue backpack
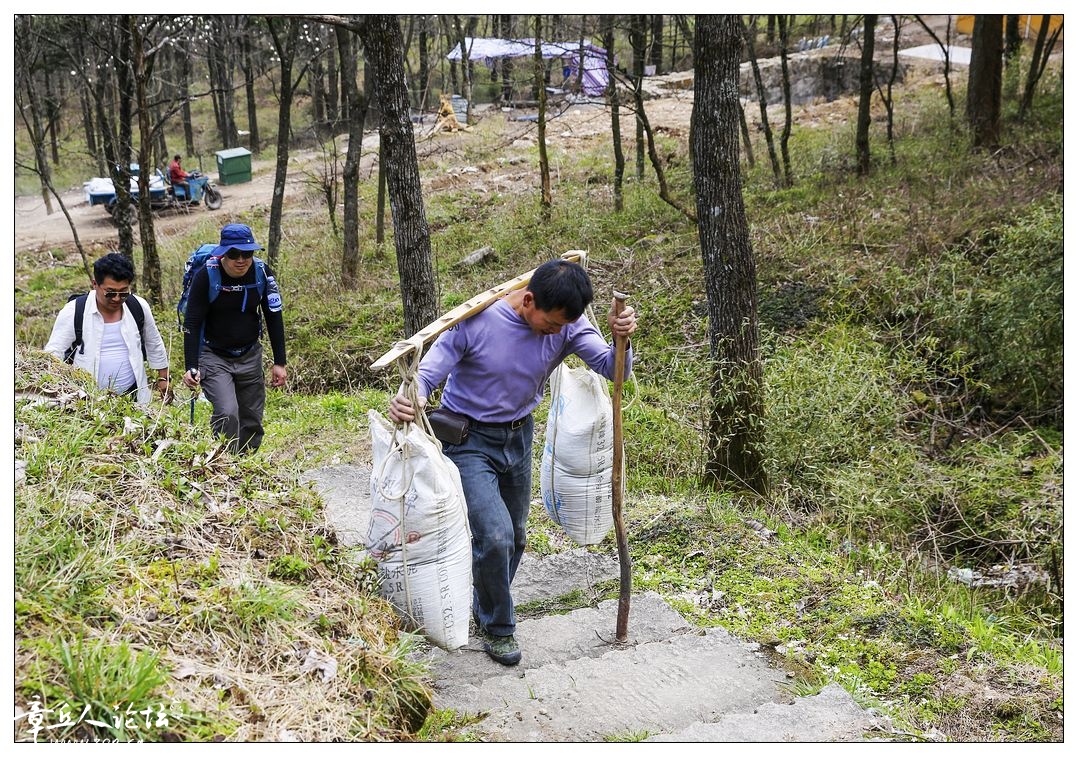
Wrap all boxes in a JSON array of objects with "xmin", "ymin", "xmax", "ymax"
[{"xmin": 177, "ymin": 243, "xmax": 270, "ymax": 336}]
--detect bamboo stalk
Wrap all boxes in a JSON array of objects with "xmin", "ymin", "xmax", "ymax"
[
  {"xmin": 370, "ymin": 250, "xmax": 584, "ymax": 371},
  {"xmin": 611, "ymin": 290, "xmax": 631, "ymax": 642}
]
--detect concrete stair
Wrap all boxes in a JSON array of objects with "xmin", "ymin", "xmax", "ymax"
[
  {"xmin": 425, "ymin": 553, "xmax": 883, "ymax": 742},
  {"xmin": 307, "ymin": 466, "xmax": 884, "ymax": 742}
]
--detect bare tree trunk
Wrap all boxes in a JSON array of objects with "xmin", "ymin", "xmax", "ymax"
[
  {"xmin": 452, "ymin": 15, "xmax": 474, "ymax": 124},
  {"xmin": 856, "ymin": 14, "xmax": 877, "ymax": 175},
  {"xmin": 109, "ymin": 15, "xmax": 137, "ymax": 257},
  {"xmin": 915, "ymin": 15, "xmax": 955, "ymax": 120},
  {"xmin": 1019, "ymin": 16, "xmax": 1062, "ymax": 120},
  {"xmin": 14, "ymin": 16, "xmax": 54, "ymax": 215},
  {"xmin": 208, "ymin": 17, "xmax": 239, "ymax": 149},
  {"xmin": 501, "ymin": 15, "xmax": 514, "ymax": 104},
  {"xmin": 692, "ymin": 14, "xmax": 767, "ymax": 495},
  {"xmin": 882, "ymin": 15, "xmax": 902, "ymax": 165},
  {"xmin": 744, "ymin": 16, "xmax": 782, "ymax": 186},
  {"xmin": 630, "ymin": 14, "xmax": 647, "ymax": 179},
  {"xmin": 737, "ymin": 99, "xmax": 755, "ymax": 167},
  {"xmin": 367, "ymin": 60, "xmax": 387, "ymax": 247},
  {"xmin": 650, "ymin": 15, "xmax": 664, "ymax": 75},
  {"xmin": 418, "ymin": 17, "xmax": 430, "ymax": 113},
  {"xmin": 267, "ymin": 17, "xmax": 300, "ymax": 268},
  {"xmin": 241, "ymin": 32, "xmax": 261, "ymax": 153},
  {"xmin": 535, "ymin": 16, "xmax": 551, "ymax": 213},
  {"xmin": 602, "ymin": 16, "xmax": 624, "ymax": 212},
  {"xmin": 178, "ymin": 43, "xmax": 195, "ymax": 155},
  {"xmin": 632, "ymin": 80, "xmax": 696, "ymax": 222},
  {"xmin": 776, "ymin": 15, "xmax": 793, "ymax": 186},
  {"xmin": 360, "ymin": 14, "xmax": 439, "ymax": 336},
  {"xmin": 337, "ymin": 24, "xmax": 366, "ymax": 286},
  {"xmin": 81, "ymin": 86, "xmax": 104, "ymax": 175},
  {"xmin": 377, "ymin": 139, "xmax": 387, "ymax": 246},
  {"xmin": 967, "ymin": 15, "xmax": 1003, "ymax": 150},
  {"xmin": 130, "ymin": 16, "xmax": 162, "ymax": 305},
  {"xmin": 43, "ymin": 68, "xmax": 60, "ymax": 165},
  {"xmin": 326, "ymin": 29, "xmax": 339, "ymax": 128}
]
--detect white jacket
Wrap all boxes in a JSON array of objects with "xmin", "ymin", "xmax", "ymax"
[{"xmin": 44, "ymin": 293, "xmax": 170, "ymax": 405}]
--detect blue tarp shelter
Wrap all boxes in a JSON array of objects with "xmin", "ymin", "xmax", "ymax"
[{"xmin": 446, "ymin": 37, "xmax": 610, "ymax": 97}]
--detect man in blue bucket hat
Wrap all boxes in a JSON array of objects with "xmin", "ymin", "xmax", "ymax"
[{"xmin": 181, "ymin": 223, "xmax": 287, "ymax": 453}]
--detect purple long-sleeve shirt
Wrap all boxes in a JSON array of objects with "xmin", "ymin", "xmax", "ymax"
[{"xmin": 418, "ymin": 299, "xmax": 632, "ymax": 423}]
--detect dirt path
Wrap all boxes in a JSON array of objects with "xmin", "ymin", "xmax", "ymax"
[{"xmin": 14, "ymin": 149, "xmax": 334, "ymax": 254}]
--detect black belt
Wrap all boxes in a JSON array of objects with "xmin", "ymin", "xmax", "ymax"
[{"xmin": 468, "ymin": 415, "xmax": 530, "ymax": 430}]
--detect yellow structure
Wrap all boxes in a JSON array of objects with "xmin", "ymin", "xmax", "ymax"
[{"xmin": 956, "ymin": 15, "xmax": 1063, "ymax": 39}]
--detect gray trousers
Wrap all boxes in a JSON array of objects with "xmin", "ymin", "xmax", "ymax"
[{"xmin": 199, "ymin": 343, "xmax": 266, "ymax": 453}]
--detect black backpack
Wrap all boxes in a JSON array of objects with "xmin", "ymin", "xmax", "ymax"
[{"xmin": 63, "ymin": 293, "xmax": 147, "ymax": 364}]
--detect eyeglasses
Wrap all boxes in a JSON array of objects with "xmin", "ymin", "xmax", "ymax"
[
  {"xmin": 225, "ymin": 250, "xmax": 255, "ymax": 261},
  {"xmin": 102, "ymin": 290, "xmax": 131, "ymax": 300}
]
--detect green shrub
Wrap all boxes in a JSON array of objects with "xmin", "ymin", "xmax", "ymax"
[{"xmin": 926, "ymin": 196, "xmax": 1063, "ymax": 418}]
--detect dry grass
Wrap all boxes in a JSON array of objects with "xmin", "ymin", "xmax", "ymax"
[{"xmin": 14, "ymin": 346, "xmax": 432, "ymax": 742}]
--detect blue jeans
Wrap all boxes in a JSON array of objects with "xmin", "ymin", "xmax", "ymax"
[{"xmin": 443, "ymin": 417, "xmax": 533, "ymax": 637}]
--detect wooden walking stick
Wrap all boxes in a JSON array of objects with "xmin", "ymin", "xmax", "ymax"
[{"xmin": 611, "ymin": 290, "xmax": 631, "ymax": 642}]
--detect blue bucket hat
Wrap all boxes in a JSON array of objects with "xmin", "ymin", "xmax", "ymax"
[{"xmin": 213, "ymin": 223, "xmax": 264, "ymax": 257}]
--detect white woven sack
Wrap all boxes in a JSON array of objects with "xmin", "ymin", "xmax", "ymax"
[
  {"xmin": 366, "ymin": 409, "xmax": 472, "ymax": 651},
  {"xmin": 540, "ymin": 363, "xmax": 614, "ymax": 545}
]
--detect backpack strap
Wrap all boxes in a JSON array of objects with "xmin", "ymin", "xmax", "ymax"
[
  {"xmin": 63, "ymin": 294, "xmax": 88, "ymax": 364},
  {"xmin": 124, "ymin": 296, "xmax": 148, "ymax": 361},
  {"xmin": 63, "ymin": 293, "xmax": 148, "ymax": 363}
]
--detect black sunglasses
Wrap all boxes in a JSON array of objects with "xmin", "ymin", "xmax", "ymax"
[
  {"xmin": 102, "ymin": 289, "xmax": 131, "ymax": 300},
  {"xmin": 225, "ymin": 250, "xmax": 255, "ymax": 260}
]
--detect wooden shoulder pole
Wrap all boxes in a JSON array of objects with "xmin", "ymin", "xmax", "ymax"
[
  {"xmin": 370, "ymin": 250, "xmax": 585, "ymax": 371},
  {"xmin": 611, "ymin": 289, "xmax": 631, "ymax": 642}
]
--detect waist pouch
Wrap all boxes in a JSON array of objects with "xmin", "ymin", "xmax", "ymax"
[{"xmin": 427, "ymin": 407, "xmax": 470, "ymax": 445}]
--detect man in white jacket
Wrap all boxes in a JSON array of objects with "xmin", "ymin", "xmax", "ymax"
[{"xmin": 44, "ymin": 252, "xmax": 171, "ymax": 404}]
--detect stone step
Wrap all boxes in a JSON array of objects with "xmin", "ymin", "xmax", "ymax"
[
  {"xmin": 430, "ymin": 594, "xmax": 790, "ymax": 742},
  {"xmin": 427, "ymin": 592, "xmax": 694, "ymax": 694},
  {"xmin": 511, "ymin": 546, "xmax": 621, "ymax": 605},
  {"xmin": 646, "ymin": 683, "xmax": 882, "ymax": 742}
]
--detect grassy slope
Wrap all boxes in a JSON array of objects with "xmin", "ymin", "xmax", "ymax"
[{"xmin": 15, "ymin": 58, "xmax": 1062, "ymax": 741}]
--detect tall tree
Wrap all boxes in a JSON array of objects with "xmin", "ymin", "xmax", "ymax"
[
  {"xmin": 1019, "ymin": 16, "xmax": 1063, "ymax": 120},
  {"xmin": 629, "ymin": 14, "xmax": 647, "ymax": 179},
  {"xmin": 602, "ymin": 15, "xmax": 625, "ymax": 212},
  {"xmin": 267, "ymin": 17, "xmax": 302, "ymax": 268},
  {"xmin": 13, "ymin": 15, "xmax": 55, "ymax": 214},
  {"xmin": 129, "ymin": 15, "xmax": 164, "ymax": 305},
  {"xmin": 855, "ymin": 14, "xmax": 877, "ymax": 175},
  {"xmin": 239, "ymin": 21, "xmax": 262, "ymax": 154},
  {"xmin": 915, "ymin": 15, "xmax": 956, "ymax": 120},
  {"xmin": 744, "ymin": 15, "xmax": 782, "ymax": 186},
  {"xmin": 776, "ymin": 15, "xmax": 793, "ymax": 186},
  {"xmin": 452, "ymin": 15, "xmax": 474, "ymax": 124},
  {"xmin": 967, "ymin": 15, "xmax": 1004, "ymax": 150},
  {"xmin": 176, "ymin": 36, "xmax": 196, "ymax": 155},
  {"xmin": 360, "ymin": 15, "xmax": 439, "ymax": 336},
  {"xmin": 336, "ymin": 22, "xmax": 368, "ymax": 286},
  {"xmin": 207, "ymin": 16, "xmax": 240, "ymax": 149},
  {"xmin": 691, "ymin": 14, "xmax": 767, "ymax": 495},
  {"xmin": 650, "ymin": 15, "xmax": 664, "ymax": 75},
  {"xmin": 534, "ymin": 15, "xmax": 551, "ymax": 213}
]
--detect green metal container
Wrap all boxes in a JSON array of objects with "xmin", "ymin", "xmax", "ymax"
[{"xmin": 215, "ymin": 147, "xmax": 252, "ymax": 185}]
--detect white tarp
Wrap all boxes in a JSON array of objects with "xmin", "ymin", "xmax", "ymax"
[
  {"xmin": 446, "ymin": 37, "xmax": 610, "ymax": 96},
  {"xmin": 897, "ymin": 44, "xmax": 972, "ymax": 66}
]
